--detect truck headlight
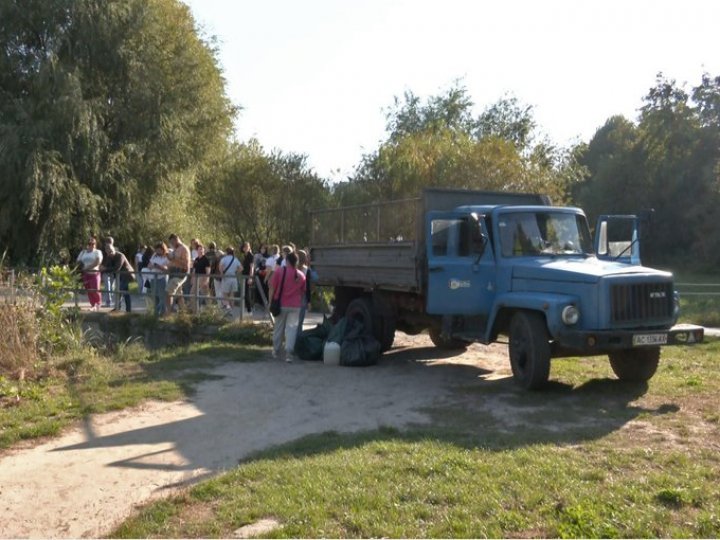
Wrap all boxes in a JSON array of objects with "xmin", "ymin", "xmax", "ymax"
[{"xmin": 562, "ymin": 305, "xmax": 580, "ymax": 325}]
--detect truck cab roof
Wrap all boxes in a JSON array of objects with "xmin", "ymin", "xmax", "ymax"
[{"xmin": 454, "ymin": 204, "xmax": 586, "ymax": 217}]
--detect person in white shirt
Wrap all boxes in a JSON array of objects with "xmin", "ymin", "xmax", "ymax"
[
  {"xmin": 217, "ymin": 247, "xmax": 242, "ymax": 309},
  {"xmin": 148, "ymin": 242, "xmax": 170, "ymax": 316},
  {"xmin": 76, "ymin": 237, "xmax": 103, "ymax": 310}
]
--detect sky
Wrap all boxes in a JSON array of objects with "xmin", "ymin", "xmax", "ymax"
[{"xmin": 183, "ymin": 0, "xmax": 720, "ymax": 181}]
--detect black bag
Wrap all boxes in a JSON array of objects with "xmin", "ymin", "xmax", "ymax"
[
  {"xmin": 270, "ymin": 267, "xmax": 286, "ymax": 317},
  {"xmin": 294, "ymin": 317, "xmax": 332, "ymax": 360},
  {"xmin": 340, "ymin": 319, "xmax": 381, "ymax": 367}
]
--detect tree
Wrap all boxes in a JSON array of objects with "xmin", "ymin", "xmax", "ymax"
[
  {"xmin": 206, "ymin": 141, "xmax": 330, "ymax": 248},
  {"xmin": 574, "ymin": 73, "xmax": 720, "ymax": 267},
  {"xmin": 349, "ymin": 84, "xmax": 580, "ymax": 205},
  {"xmin": 0, "ymin": 0, "xmax": 235, "ymax": 262}
]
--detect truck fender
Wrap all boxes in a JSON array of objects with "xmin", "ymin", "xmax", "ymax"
[{"xmin": 485, "ymin": 292, "xmax": 580, "ymax": 342}]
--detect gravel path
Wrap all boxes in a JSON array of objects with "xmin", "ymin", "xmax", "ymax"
[{"xmin": 0, "ymin": 334, "xmax": 510, "ymax": 538}]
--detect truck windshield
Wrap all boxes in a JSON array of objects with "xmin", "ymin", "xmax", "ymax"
[{"xmin": 498, "ymin": 212, "xmax": 594, "ymax": 257}]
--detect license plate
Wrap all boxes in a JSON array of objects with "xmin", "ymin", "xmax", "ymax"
[{"xmin": 632, "ymin": 333, "xmax": 668, "ymax": 346}]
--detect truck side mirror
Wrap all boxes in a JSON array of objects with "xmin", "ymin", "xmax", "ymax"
[{"xmin": 597, "ymin": 221, "xmax": 608, "ymax": 256}]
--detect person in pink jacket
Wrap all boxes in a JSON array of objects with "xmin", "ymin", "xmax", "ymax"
[{"xmin": 269, "ymin": 251, "xmax": 306, "ymax": 362}]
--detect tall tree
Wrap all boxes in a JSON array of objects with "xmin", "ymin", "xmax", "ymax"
[
  {"xmin": 206, "ymin": 141, "xmax": 330, "ymax": 248},
  {"xmin": 349, "ymin": 84, "xmax": 580, "ymax": 205},
  {"xmin": 0, "ymin": 0, "xmax": 235, "ymax": 262},
  {"xmin": 574, "ymin": 73, "xmax": 720, "ymax": 267}
]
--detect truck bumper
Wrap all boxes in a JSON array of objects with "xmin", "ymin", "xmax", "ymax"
[{"xmin": 553, "ymin": 323, "xmax": 704, "ymax": 356}]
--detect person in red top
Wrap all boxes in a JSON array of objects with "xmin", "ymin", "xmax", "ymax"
[{"xmin": 269, "ymin": 251, "xmax": 306, "ymax": 362}]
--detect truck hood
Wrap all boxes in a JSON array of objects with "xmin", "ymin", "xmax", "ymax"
[{"xmin": 511, "ymin": 257, "xmax": 672, "ymax": 284}]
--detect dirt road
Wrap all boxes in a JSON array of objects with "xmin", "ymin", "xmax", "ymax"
[{"xmin": 0, "ymin": 334, "xmax": 511, "ymax": 538}]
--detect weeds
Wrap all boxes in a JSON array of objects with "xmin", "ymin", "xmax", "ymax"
[{"xmin": 0, "ymin": 305, "xmax": 41, "ymax": 379}]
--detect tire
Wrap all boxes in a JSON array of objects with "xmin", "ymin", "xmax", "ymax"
[
  {"xmin": 332, "ymin": 286, "xmax": 355, "ymax": 322},
  {"xmin": 345, "ymin": 296, "xmax": 397, "ymax": 351},
  {"xmin": 428, "ymin": 326, "xmax": 468, "ymax": 351},
  {"xmin": 346, "ymin": 297, "xmax": 374, "ymax": 336},
  {"xmin": 609, "ymin": 348, "xmax": 660, "ymax": 382},
  {"xmin": 376, "ymin": 315, "xmax": 396, "ymax": 352},
  {"xmin": 508, "ymin": 311, "xmax": 551, "ymax": 390}
]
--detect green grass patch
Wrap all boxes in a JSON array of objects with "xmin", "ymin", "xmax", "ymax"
[
  {"xmin": 113, "ymin": 433, "xmax": 720, "ymax": 538},
  {"xmin": 664, "ymin": 268, "xmax": 720, "ymax": 327},
  {"xmin": 113, "ymin": 341, "xmax": 720, "ymax": 538}
]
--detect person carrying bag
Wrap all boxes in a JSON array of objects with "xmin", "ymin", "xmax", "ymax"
[{"xmin": 269, "ymin": 252, "xmax": 306, "ymax": 362}]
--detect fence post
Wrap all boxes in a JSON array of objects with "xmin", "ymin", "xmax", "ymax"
[
  {"xmin": 238, "ymin": 276, "xmax": 245, "ymax": 321},
  {"xmin": 114, "ymin": 271, "xmax": 120, "ymax": 310},
  {"xmin": 10, "ymin": 269, "xmax": 16, "ymax": 304},
  {"xmin": 151, "ymin": 275, "xmax": 157, "ymax": 316},
  {"xmin": 255, "ymin": 274, "xmax": 271, "ymax": 322},
  {"xmin": 341, "ymin": 209, "xmax": 345, "ymax": 243},
  {"xmin": 193, "ymin": 273, "xmax": 199, "ymax": 313}
]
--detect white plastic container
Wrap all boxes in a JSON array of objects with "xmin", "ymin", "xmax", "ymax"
[{"xmin": 323, "ymin": 341, "xmax": 341, "ymax": 365}]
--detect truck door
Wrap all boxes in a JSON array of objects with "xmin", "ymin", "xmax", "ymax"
[
  {"xmin": 594, "ymin": 215, "xmax": 641, "ymax": 265},
  {"xmin": 426, "ymin": 211, "xmax": 495, "ymax": 315}
]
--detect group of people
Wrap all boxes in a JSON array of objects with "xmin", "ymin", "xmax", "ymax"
[
  {"xmin": 75, "ymin": 235, "xmax": 316, "ymax": 361},
  {"xmin": 75, "ymin": 235, "xmax": 136, "ymax": 312}
]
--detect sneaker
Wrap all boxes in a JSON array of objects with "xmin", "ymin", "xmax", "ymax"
[{"xmin": 285, "ymin": 355, "xmax": 294, "ymax": 363}]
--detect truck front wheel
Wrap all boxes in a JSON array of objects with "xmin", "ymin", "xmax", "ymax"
[
  {"xmin": 509, "ymin": 311, "xmax": 551, "ymax": 390},
  {"xmin": 609, "ymin": 348, "xmax": 660, "ymax": 382}
]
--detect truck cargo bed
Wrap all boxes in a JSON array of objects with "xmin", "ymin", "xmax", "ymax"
[{"xmin": 311, "ymin": 242, "xmax": 419, "ymax": 292}]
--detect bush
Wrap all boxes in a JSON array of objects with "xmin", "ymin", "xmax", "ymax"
[
  {"xmin": 0, "ymin": 304, "xmax": 40, "ymax": 378},
  {"xmin": 0, "ymin": 265, "xmax": 83, "ymax": 379}
]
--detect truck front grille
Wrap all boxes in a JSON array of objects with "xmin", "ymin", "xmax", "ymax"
[{"xmin": 611, "ymin": 282, "xmax": 673, "ymax": 325}]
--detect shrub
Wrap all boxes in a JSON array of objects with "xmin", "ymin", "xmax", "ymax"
[
  {"xmin": 0, "ymin": 304, "xmax": 40, "ymax": 378},
  {"xmin": 0, "ymin": 265, "xmax": 83, "ymax": 379}
]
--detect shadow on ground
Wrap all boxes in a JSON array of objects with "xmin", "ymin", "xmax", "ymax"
[{"xmin": 52, "ymin": 334, "xmax": 675, "ymax": 489}]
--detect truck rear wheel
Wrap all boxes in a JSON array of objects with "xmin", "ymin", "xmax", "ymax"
[
  {"xmin": 345, "ymin": 297, "xmax": 396, "ymax": 352},
  {"xmin": 428, "ymin": 327, "xmax": 468, "ymax": 350},
  {"xmin": 332, "ymin": 286, "xmax": 356, "ymax": 322},
  {"xmin": 508, "ymin": 311, "xmax": 551, "ymax": 390},
  {"xmin": 609, "ymin": 348, "xmax": 660, "ymax": 382}
]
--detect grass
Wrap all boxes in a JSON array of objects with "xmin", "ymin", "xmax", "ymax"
[
  {"xmin": 662, "ymin": 268, "xmax": 720, "ymax": 327},
  {"xmin": 0, "ymin": 338, "xmax": 267, "ymax": 450},
  {"xmin": 113, "ymin": 341, "xmax": 720, "ymax": 539}
]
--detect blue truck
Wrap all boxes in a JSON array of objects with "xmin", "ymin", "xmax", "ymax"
[{"xmin": 310, "ymin": 188, "xmax": 704, "ymax": 389}]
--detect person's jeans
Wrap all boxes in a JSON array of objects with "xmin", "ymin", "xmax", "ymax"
[
  {"xmin": 153, "ymin": 279, "xmax": 167, "ymax": 316},
  {"xmin": 102, "ymin": 273, "xmax": 115, "ymax": 306},
  {"xmin": 118, "ymin": 275, "xmax": 132, "ymax": 312},
  {"xmin": 273, "ymin": 307, "xmax": 300, "ymax": 359}
]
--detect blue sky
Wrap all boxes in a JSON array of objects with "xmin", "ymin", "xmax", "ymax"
[{"xmin": 184, "ymin": 0, "xmax": 720, "ymax": 181}]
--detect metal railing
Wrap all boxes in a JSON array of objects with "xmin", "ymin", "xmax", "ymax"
[
  {"xmin": 0, "ymin": 267, "xmax": 274, "ymax": 322},
  {"xmin": 676, "ymin": 283, "xmax": 720, "ymax": 297},
  {"xmin": 311, "ymin": 197, "xmax": 420, "ymax": 245}
]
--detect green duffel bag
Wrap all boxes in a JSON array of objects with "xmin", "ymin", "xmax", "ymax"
[{"xmin": 294, "ymin": 317, "xmax": 332, "ymax": 360}]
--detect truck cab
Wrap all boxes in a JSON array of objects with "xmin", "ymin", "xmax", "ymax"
[{"xmin": 425, "ymin": 204, "xmax": 703, "ymax": 388}]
